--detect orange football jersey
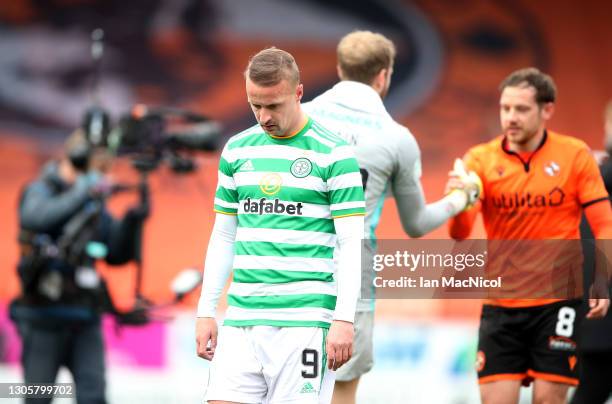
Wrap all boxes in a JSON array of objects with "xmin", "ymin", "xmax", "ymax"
[{"xmin": 452, "ymin": 130, "xmax": 609, "ymax": 307}]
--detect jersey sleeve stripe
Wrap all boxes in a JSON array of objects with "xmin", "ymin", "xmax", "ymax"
[
  {"xmin": 582, "ymin": 196, "xmax": 610, "ymax": 209},
  {"xmin": 213, "ymin": 209, "xmax": 238, "ymax": 216},
  {"xmin": 327, "ymin": 172, "xmax": 364, "ymax": 191},
  {"xmin": 329, "ymin": 187, "xmax": 368, "ymax": 205},
  {"xmin": 332, "ymin": 209, "xmax": 366, "ymax": 219},
  {"xmin": 218, "ymin": 156, "xmax": 233, "ymax": 177},
  {"xmin": 327, "ymin": 159, "xmax": 361, "ymax": 178},
  {"xmin": 217, "ymin": 172, "xmax": 236, "ymax": 190},
  {"xmin": 330, "ymin": 200, "xmax": 366, "ymax": 210},
  {"xmin": 215, "ymin": 186, "xmax": 238, "ymax": 203},
  {"xmin": 214, "ymin": 197, "xmax": 238, "ymax": 209}
]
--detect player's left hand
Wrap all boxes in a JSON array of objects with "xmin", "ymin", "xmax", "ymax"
[
  {"xmin": 587, "ymin": 298, "xmax": 610, "ymax": 319},
  {"xmin": 326, "ymin": 320, "xmax": 354, "ymax": 370}
]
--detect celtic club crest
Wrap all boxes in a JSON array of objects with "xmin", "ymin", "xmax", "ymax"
[{"xmin": 290, "ymin": 158, "xmax": 312, "ymax": 178}]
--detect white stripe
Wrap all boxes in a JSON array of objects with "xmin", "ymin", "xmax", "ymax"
[
  {"xmin": 226, "ymin": 127, "xmax": 260, "ymax": 146},
  {"xmin": 234, "ymin": 171, "xmax": 326, "ymax": 192},
  {"xmin": 225, "ymin": 306, "xmax": 333, "ymax": 323},
  {"xmin": 330, "ymin": 201, "xmax": 366, "ymax": 211},
  {"xmin": 331, "ymin": 145, "xmax": 356, "ymax": 162},
  {"xmin": 327, "ymin": 172, "xmax": 363, "ymax": 191},
  {"xmin": 232, "ymin": 255, "xmax": 335, "ymax": 272},
  {"xmin": 217, "ymin": 172, "xmax": 236, "ymax": 190},
  {"xmin": 224, "ymin": 145, "xmax": 354, "ymax": 168},
  {"xmin": 304, "ymin": 132, "xmax": 336, "ymax": 148},
  {"xmin": 237, "ymin": 200, "xmax": 332, "ymax": 219},
  {"xmin": 228, "ymin": 280, "xmax": 337, "ymax": 296},
  {"xmin": 236, "ymin": 227, "xmax": 336, "ymax": 247},
  {"xmin": 214, "ymin": 198, "xmax": 238, "ymax": 209}
]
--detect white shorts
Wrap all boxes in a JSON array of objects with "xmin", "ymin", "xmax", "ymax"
[
  {"xmin": 335, "ymin": 311, "xmax": 374, "ymax": 382},
  {"xmin": 205, "ymin": 325, "xmax": 336, "ymax": 404}
]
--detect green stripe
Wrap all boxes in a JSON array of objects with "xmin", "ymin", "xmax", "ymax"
[
  {"xmin": 235, "ymin": 241, "xmax": 334, "ymax": 258},
  {"xmin": 332, "ymin": 207, "xmax": 365, "ymax": 217},
  {"xmin": 320, "ymin": 328, "xmax": 329, "ymax": 389},
  {"xmin": 233, "ymin": 269, "xmax": 334, "ymax": 284},
  {"xmin": 216, "ymin": 186, "xmax": 238, "ymax": 203},
  {"xmin": 311, "ymin": 121, "xmax": 345, "ymax": 144},
  {"xmin": 237, "ymin": 185, "xmax": 328, "ymax": 204},
  {"xmin": 224, "ymin": 319, "xmax": 330, "ymax": 328},
  {"xmin": 218, "ymin": 158, "xmax": 233, "ymax": 176},
  {"xmin": 227, "ymin": 126, "xmax": 265, "ymax": 149},
  {"xmin": 241, "ymin": 158, "xmax": 290, "ymax": 173},
  {"xmin": 329, "ymin": 186, "xmax": 366, "ymax": 203},
  {"xmin": 235, "ymin": 158, "xmax": 326, "ymax": 179},
  {"xmin": 327, "ymin": 159, "xmax": 361, "ymax": 177},
  {"xmin": 228, "ymin": 294, "xmax": 337, "ymax": 310},
  {"xmin": 230, "ymin": 134, "xmax": 337, "ymax": 155},
  {"xmin": 238, "ymin": 214, "xmax": 335, "ymax": 233},
  {"xmin": 235, "ymin": 157, "xmax": 327, "ymax": 178}
]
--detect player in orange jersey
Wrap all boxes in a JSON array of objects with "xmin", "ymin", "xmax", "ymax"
[{"xmin": 448, "ymin": 67, "xmax": 612, "ymax": 404}]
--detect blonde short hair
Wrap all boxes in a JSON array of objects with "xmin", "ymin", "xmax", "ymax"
[
  {"xmin": 245, "ymin": 47, "xmax": 300, "ymax": 87},
  {"xmin": 337, "ymin": 30, "xmax": 396, "ymax": 84}
]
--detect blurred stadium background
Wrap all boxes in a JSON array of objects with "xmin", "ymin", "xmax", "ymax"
[{"xmin": 1, "ymin": 0, "xmax": 611, "ymax": 403}]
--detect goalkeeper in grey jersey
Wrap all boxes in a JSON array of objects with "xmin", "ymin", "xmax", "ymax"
[{"xmin": 303, "ymin": 30, "xmax": 481, "ymax": 404}]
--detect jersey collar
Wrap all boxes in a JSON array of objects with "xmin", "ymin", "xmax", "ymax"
[
  {"xmin": 501, "ymin": 130, "xmax": 548, "ymax": 172},
  {"xmin": 313, "ymin": 81, "xmax": 389, "ymax": 117},
  {"xmin": 265, "ymin": 116, "xmax": 311, "ymax": 143}
]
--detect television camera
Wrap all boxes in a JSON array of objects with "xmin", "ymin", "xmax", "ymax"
[{"xmin": 73, "ymin": 28, "xmax": 219, "ymax": 322}]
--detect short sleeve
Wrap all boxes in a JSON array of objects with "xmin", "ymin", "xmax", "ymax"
[
  {"xmin": 325, "ymin": 145, "xmax": 366, "ymax": 218},
  {"xmin": 463, "ymin": 147, "xmax": 484, "ymax": 180},
  {"xmin": 213, "ymin": 145, "xmax": 239, "ymax": 215},
  {"xmin": 575, "ymin": 147, "xmax": 609, "ymax": 206}
]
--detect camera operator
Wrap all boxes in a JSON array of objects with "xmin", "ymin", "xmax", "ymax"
[{"xmin": 11, "ymin": 128, "xmax": 147, "ymax": 404}]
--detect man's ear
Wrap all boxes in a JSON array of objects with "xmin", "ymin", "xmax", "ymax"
[
  {"xmin": 296, "ymin": 83, "xmax": 304, "ymax": 102},
  {"xmin": 336, "ymin": 65, "xmax": 345, "ymax": 80},
  {"xmin": 541, "ymin": 102, "xmax": 555, "ymax": 121},
  {"xmin": 371, "ymin": 68, "xmax": 387, "ymax": 92}
]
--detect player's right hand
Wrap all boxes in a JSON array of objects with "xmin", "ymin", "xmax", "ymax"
[
  {"xmin": 587, "ymin": 282, "xmax": 610, "ymax": 319},
  {"xmin": 195, "ymin": 317, "xmax": 218, "ymax": 361},
  {"xmin": 326, "ymin": 320, "xmax": 354, "ymax": 371},
  {"xmin": 446, "ymin": 158, "xmax": 483, "ymax": 209}
]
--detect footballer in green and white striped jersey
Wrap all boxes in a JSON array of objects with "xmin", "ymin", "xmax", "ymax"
[{"xmin": 213, "ymin": 116, "xmax": 365, "ymax": 329}]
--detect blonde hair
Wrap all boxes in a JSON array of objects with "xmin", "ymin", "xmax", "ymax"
[
  {"xmin": 245, "ymin": 47, "xmax": 300, "ymax": 87},
  {"xmin": 337, "ymin": 30, "xmax": 396, "ymax": 84}
]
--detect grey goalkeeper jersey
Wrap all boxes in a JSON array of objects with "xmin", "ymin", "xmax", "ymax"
[{"xmin": 303, "ymin": 81, "xmax": 423, "ymax": 311}]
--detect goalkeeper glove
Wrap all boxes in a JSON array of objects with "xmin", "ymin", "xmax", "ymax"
[{"xmin": 449, "ymin": 158, "xmax": 483, "ymax": 210}]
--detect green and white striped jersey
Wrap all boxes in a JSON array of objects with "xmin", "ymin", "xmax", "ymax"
[{"xmin": 213, "ymin": 117, "xmax": 365, "ymax": 328}]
